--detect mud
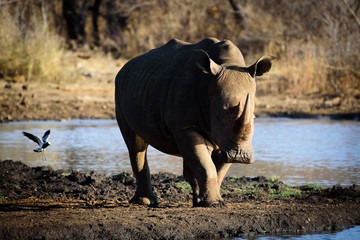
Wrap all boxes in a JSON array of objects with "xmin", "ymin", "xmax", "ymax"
[
  {"xmin": 1, "ymin": 74, "xmax": 360, "ymax": 123},
  {"xmin": 1, "ymin": 160, "xmax": 359, "ymax": 239}
]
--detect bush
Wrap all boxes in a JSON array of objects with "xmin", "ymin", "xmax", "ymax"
[
  {"xmin": 1, "ymin": 0, "xmax": 359, "ymax": 97},
  {"xmin": 243, "ymin": 0, "xmax": 360, "ymax": 96},
  {"xmin": 0, "ymin": 1, "xmax": 66, "ymax": 82}
]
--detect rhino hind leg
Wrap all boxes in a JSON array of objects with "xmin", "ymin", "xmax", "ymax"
[
  {"xmin": 128, "ymin": 148, "xmax": 158, "ymax": 206},
  {"xmin": 183, "ymin": 161, "xmax": 200, "ymax": 206},
  {"xmin": 116, "ymin": 111, "xmax": 158, "ymax": 206}
]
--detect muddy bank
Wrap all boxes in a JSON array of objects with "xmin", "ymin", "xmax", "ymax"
[
  {"xmin": 1, "ymin": 76, "xmax": 360, "ymax": 123},
  {"xmin": 0, "ymin": 79, "xmax": 115, "ymax": 123},
  {"xmin": 1, "ymin": 160, "xmax": 359, "ymax": 239}
]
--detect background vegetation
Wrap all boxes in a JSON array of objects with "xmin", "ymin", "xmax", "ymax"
[{"xmin": 0, "ymin": 0, "xmax": 359, "ymax": 97}]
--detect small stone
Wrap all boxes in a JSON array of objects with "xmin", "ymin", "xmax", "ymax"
[
  {"xmin": 324, "ymin": 97, "xmax": 341, "ymax": 107},
  {"xmin": 13, "ymin": 75, "xmax": 26, "ymax": 83},
  {"xmin": 1, "ymin": 103, "xmax": 9, "ymax": 109},
  {"xmin": 20, "ymin": 97, "xmax": 27, "ymax": 107}
]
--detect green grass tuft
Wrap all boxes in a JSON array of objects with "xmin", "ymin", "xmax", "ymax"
[
  {"xmin": 174, "ymin": 181, "xmax": 192, "ymax": 192},
  {"xmin": 269, "ymin": 176, "xmax": 280, "ymax": 182},
  {"xmin": 11, "ymin": 184, "xmax": 21, "ymax": 190},
  {"xmin": 269, "ymin": 185, "xmax": 302, "ymax": 197},
  {"xmin": 305, "ymin": 183, "xmax": 322, "ymax": 190},
  {"xmin": 60, "ymin": 173, "xmax": 71, "ymax": 179}
]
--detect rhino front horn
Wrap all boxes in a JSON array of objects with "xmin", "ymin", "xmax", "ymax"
[{"xmin": 233, "ymin": 93, "xmax": 251, "ymax": 136}]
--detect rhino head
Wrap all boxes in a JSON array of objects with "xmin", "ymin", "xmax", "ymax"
[{"xmin": 195, "ymin": 50, "xmax": 275, "ymax": 164}]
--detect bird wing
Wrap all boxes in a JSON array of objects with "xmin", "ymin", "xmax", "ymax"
[
  {"xmin": 42, "ymin": 130, "xmax": 51, "ymax": 142},
  {"xmin": 23, "ymin": 131, "xmax": 42, "ymax": 145}
]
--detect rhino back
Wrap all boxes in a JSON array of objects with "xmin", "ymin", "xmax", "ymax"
[{"xmin": 115, "ymin": 38, "xmax": 244, "ymax": 154}]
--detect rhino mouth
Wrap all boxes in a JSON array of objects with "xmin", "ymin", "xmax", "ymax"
[{"xmin": 219, "ymin": 141, "xmax": 254, "ymax": 164}]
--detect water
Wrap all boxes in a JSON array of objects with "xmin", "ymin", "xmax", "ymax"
[
  {"xmin": 234, "ymin": 225, "xmax": 360, "ymax": 240},
  {"xmin": 0, "ymin": 118, "xmax": 359, "ymax": 187},
  {"xmin": 1, "ymin": 118, "xmax": 359, "ymax": 239}
]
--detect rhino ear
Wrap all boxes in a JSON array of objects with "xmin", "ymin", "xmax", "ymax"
[
  {"xmin": 247, "ymin": 55, "xmax": 276, "ymax": 78},
  {"xmin": 194, "ymin": 50, "xmax": 222, "ymax": 76}
]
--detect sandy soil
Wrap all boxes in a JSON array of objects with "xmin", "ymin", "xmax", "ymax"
[
  {"xmin": 0, "ymin": 160, "xmax": 359, "ymax": 239},
  {"xmin": 0, "ymin": 51, "xmax": 359, "ymax": 123}
]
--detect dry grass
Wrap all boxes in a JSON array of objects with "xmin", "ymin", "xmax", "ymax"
[
  {"xmin": 261, "ymin": 40, "xmax": 330, "ymax": 96},
  {"xmin": 241, "ymin": 0, "xmax": 360, "ymax": 96},
  {"xmin": 117, "ymin": 0, "xmax": 360, "ymax": 97},
  {"xmin": 0, "ymin": 0, "xmax": 359, "ymax": 97},
  {"xmin": 122, "ymin": 1, "xmax": 240, "ymax": 57},
  {"xmin": 0, "ymin": 2, "xmax": 68, "ymax": 82}
]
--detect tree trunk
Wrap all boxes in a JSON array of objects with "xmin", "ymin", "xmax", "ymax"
[
  {"xmin": 92, "ymin": 0, "xmax": 102, "ymax": 47},
  {"xmin": 62, "ymin": 0, "xmax": 88, "ymax": 47},
  {"xmin": 228, "ymin": 0, "xmax": 244, "ymax": 29}
]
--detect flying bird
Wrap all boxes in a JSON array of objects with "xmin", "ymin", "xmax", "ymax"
[{"xmin": 23, "ymin": 130, "xmax": 51, "ymax": 160}]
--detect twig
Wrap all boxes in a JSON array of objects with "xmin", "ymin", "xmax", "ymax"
[
  {"xmin": 0, "ymin": 0, "xmax": 20, "ymax": 7},
  {"xmin": 342, "ymin": 0, "xmax": 360, "ymax": 27},
  {"xmin": 89, "ymin": 184, "xmax": 96, "ymax": 191}
]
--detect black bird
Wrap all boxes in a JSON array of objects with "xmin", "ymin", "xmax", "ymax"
[{"xmin": 23, "ymin": 130, "xmax": 51, "ymax": 160}]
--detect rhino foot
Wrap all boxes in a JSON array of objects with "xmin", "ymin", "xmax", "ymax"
[{"xmin": 130, "ymin": 195, "xmax": 158, "ymax": 207}]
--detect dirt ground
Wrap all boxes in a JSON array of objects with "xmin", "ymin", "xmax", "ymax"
[
  {"xmin": 1, "ymin": 77, "xmax": 360, "ymax": 123},
  {"xmin": 1, "ymin": 53, "xmax": 359, "ymax": 239},
  {"xmin": 0, "ymin": 51, "xmax": 359, "ymax": 123},
  {"xmin": 0, "ymin": 160, "xmax": 359, "ymax": 239}
]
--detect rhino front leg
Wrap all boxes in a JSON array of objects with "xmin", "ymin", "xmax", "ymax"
[
  {"xmin": 212, "ymin": 150, "xmax": 231, "ymax": 201},
  {"xmin": 176, "ymin": 129, "xmax": 222, "ymax": 206}
]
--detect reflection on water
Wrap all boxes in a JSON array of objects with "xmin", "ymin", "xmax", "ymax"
[
  {"xmin": 229, "ymin": 118, "xmax": 360, "ymax": 186},
  {"xmin": 0, "ymin": 118, "xmax": 359, "ymax": 186},
  {"xmin": 234, "ymin": 225, "xmax": 360, "ymax": 240}
]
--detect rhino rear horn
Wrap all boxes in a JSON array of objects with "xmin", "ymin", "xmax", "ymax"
[
  {"xmin": 247, "ymin": 55, "xmax": 276, "ymax": 78},
  {"xmin": 194, "ymin": 50, "xmax": 223, "ymax": 76}
]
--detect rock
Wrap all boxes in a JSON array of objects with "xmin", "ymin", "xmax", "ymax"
[
  {"xmin": 1, "ymin": 103, "xmax": 9, "ymax": 109},
  {"xmin": 324, "ymin": 97, "xmax": 341, "ymax": 107},
  {"xmin": 20, "ymin": 97, "xmax": 27, "ymax": 107},
  {"xmin": 13, "ymin": 75, "xmax": 26, "ymax": 83},
  {"xmin": 77, "ymin": 52, "xmax": 91, "ymax": 59},
  {"xmin": 82, "ymin": 72, "xmax": 92, "ymax": 78}
]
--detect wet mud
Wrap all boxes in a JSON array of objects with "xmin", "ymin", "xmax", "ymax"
[{"xmin": 1, "ymin": 160, "xmax": 359, "ymax": 239}]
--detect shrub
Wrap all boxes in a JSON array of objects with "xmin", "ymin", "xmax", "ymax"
[{"xmin": 0, "ymin": 1, "xmax": 66, "ymax": 82}]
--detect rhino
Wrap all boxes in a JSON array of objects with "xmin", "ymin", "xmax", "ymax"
[{"xmin": 115, "ymin": 38, "xmax": 274, "ymax": 206}]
